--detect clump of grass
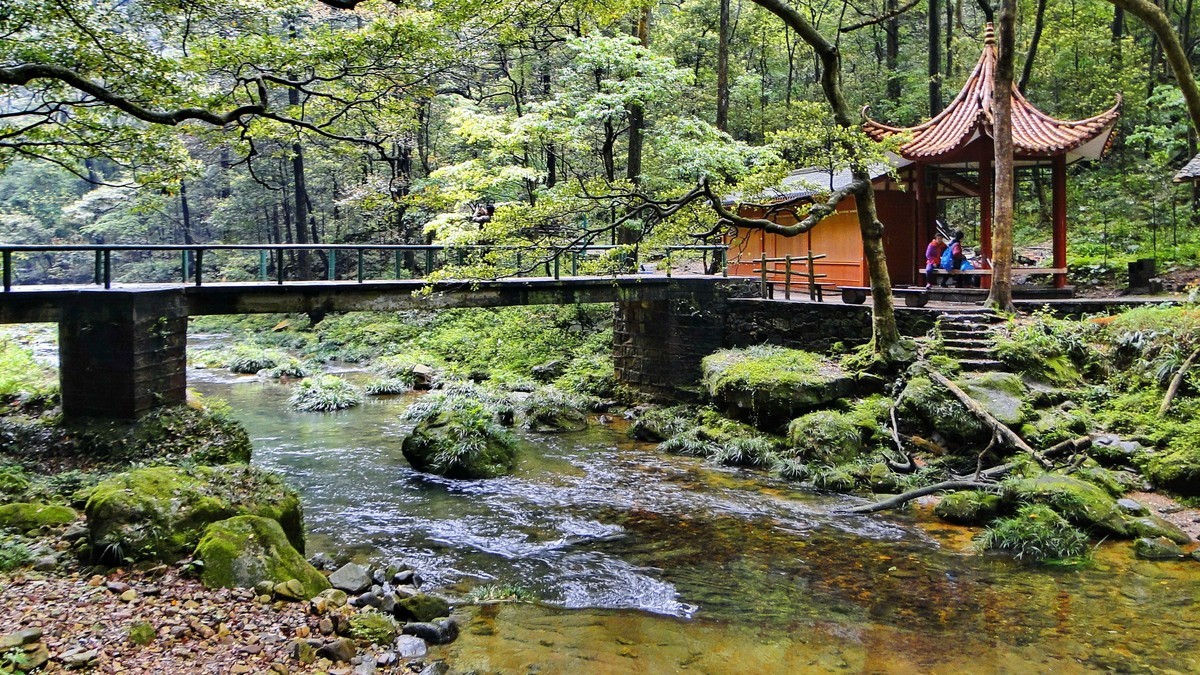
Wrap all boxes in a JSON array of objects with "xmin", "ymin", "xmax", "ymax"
[
  {"xmin": 287, "ymin": 375, "xmax": 364, "ymax": 412},
  {"xmin": 259, "ymin": 357, "xmax": 315, "ymax": 379},
  {"xmin": 976, "ymin": 504, "xmax": 1090, "ymax": 562},
  {"xmin": 465, "ymin": 583, "xmax": 537, "ymax": 603},
  {"xmin": 363, "ymin": 377, "xmax": 412, "ymax": 396},
  {"xmin": 513, "ymin": 387, "xmax": 596, "ymax": 432},
  {"xmin": 225, "ymin": 346, "xmax": 286, "ymax": 374},
  {"xmin": 128, "ymin": 621, "xmax": 156, "ymax": 646},
  {"xmin": 348, "ymin": 610, "xmax": 399, "ymax": 645},
  {"xmin": 400, "ymin": 387, "xmax": 518, "ymax": 478}
]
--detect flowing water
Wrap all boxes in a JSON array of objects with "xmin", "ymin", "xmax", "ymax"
[{"xmin": 192, "ymin": 363, "xmax": 1200, "ymax": 674}]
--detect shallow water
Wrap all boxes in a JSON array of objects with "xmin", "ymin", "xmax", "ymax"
[{"xmin": 193, "ymin": 368, "xmax": 1200, "ymax": 674}]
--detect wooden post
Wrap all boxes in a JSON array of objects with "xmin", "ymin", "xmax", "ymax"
[
  {"xmin": 979, "ymin": 155, "xmax": 993, "ymax": 289},
  {"xmin": 1052, "ymin": 154, "xmax": 1068, "ymax": 288},
  {"xmin": 760, "ymin": 252, "xmax": 768, "ymax": 298}
]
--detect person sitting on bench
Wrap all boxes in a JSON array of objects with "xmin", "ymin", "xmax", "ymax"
[
  {"xmin": 924, "ymin": 233, "xmax": 947, "ymax": 290},
  {"xmin": 938, "ymin": 231, "xmax": 966, "ymax": 287}
]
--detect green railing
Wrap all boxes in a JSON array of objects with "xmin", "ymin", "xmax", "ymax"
[{"xmin": 0, "ymin": 244, "xmax": 729, "ymax": 292}]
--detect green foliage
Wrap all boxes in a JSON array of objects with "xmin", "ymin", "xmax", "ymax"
[
  {"xmin": 0, "ymin": 535, "xmax": 33, "ymax": 572},
  {"xmin": 465, "ymin": 583, "xmax": 536, "ymax": 603},
  {"xmin": 225, "ymin": 346, "xmax": 287, "ymax": 374},
  {"xmin": 363, "ymin": 377, "xmax": 412, "ymax": 396},
  {"xmin": 785, "ymin": 410, "xmax": 864, "ymax": 465},
  {"xmin": 128, "ymin": 621, "xmax": 156, "ymax": 646},
  {"xmin": 1102, "ymin": 306, "xmax": 1200, "ymax": 390},
  {"xmin": 992, "ymin": 310, "xmax": 1096, "ymax": 383},
  {"xmin": 400, "ymin": 388, "xmax": 518, "ymax": 478},
  {"xmin": 259, "ymin": 357, "xmax": 316, "ymax": 379},
  {"xmin": 513, "ymin": 387, "xmax": 595, "ymax": 432},
  {"xmin": 349, "ymin": 610, "xmax": 401, "ymax": 645},
  {"xmin": 702, "ymin": 346, "xmax": 854, "ymax": 428},
  {"xmin": 935, "ymin": 491, "xmax": 1004, "ymax": 525},
  {"xmin": 287, "ymin": 376, "xmax": 364, "ymax": 412},
  {"xmin": 0, "ymin": 341, "xmax": 55, "ymax": 403},
  {"xmin": 976, "ymin": 504, "xmax": 1090, "ymax": 562}
]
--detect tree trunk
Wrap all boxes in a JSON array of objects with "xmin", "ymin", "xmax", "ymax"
[
  {"xmin": 886, "ymin": 0, "xmax": 901, "ymax": 101},
  {"xmin": 717, "ymin": 0, "xmax": 731, "ymax": 130},
  {"xmin": 1018, "ymin": 0, "xmax": 1047, "ymax": 93},
  {"xmin": 987, "ymin": 2, "xmax": 1017, "ymax": 313},
  {"xmin": 179, "ymin": 180, "xmax": 195, "ymax": 245},
  {"xmin": 748, "ymin": 0, "xmax": 902, "ymax": 356},
  {"xmin": 1109, "ymin": 0, "xmax": 1200, "ymax": 135},
  {"xmin": 287, "ymin": 23, "xmax": 311, "ymax": 279},
  {"xmin": 929, "ymin": 0, "xmax": 943, "ymax": 115}
]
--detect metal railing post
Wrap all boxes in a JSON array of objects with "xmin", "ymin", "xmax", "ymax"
[
  {"xmin": 357, "ymin": 248, "xmax": 364, "ymax": 283},
  {"xmin": 2, "ymin": 250, "xmax": 10, "ymax": 292},
  {"xmin": 94, "ymin": 251, "xmax": 102, "ymax": 285},
  {"xmin": 553, "ymin": 253, "xmax": 560, "ymax": 279},
  {"xmin": 425, "ymin": 249, "xmax": 434, "ymax": 276},
  {"xmin": 181, "ymin": 250, "xmax": 189, "ymax": 283},
  {"xmin": 259, "ymin": 250, "xmax": 267, "ymax": 281},
  {"xmin": 328, "ymin": 249, "xmax": 336, "ymax": 281},
  {"xmin": 665, "ymin": 248, "xmax": 672, "ymax": 278},
  {"xmin": 395, "ymin": 251, "xmax": 402, "ymax": 279},
  {"xmin": 572, "ymin": 252, "xmax": 578, "ymax": 276},
  {"xmin": 194, "ymin": 248, "xmax": 203, "ymax": 286},
  {"xmin": 276, "ymin": 249, "xmax": 284, "ymax": 284},
  {"xmin": 103, "ymin": 250, "xmax": 111, "ymax": 289},
  {"xmin": 721, "ymin": 248, "xmax": 728, "ymax": 277}
]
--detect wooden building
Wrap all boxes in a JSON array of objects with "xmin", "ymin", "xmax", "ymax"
[{"xmin": 726, "ymin": 23, "xmax": 1121, "ymax": 292}]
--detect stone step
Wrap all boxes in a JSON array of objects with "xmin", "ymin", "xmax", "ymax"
[
  {"xmin": 958, "ymin": 359, "xmax": 1007, "ymax": 371},
  {"xmin": 939, "ymin": 327, "xmax": 992, "ymax": 338},
  {"xmin": 942, "ymin": 338, "xmax": 993, "ymax": 349},
  {"xmin": 945, "ymin": 347, "xmax": 996, "ymax": 359}
]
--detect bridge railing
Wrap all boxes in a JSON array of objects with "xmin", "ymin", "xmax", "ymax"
[{"xmin": 0, "ymin": 243, "xmax": 730, "ymax": 291}]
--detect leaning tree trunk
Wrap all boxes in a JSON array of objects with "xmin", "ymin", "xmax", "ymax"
[
  {"xmin": 1108, "ymin": 0, "xmax": 1200, "ymax": 135},
  {"xmin": 749, "ymin": 0, "xmax": 902, "ymax": 355},
  {"xmin": 986, "ymin": 4, "xmax": 1017, "ymax": 313}
]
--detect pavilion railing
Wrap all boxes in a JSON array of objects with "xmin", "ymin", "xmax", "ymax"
[{"xmin": 0, "ymin": 244, "xmax": 731, "ymax": 292}]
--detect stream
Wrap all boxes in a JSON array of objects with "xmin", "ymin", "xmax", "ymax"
[{"xmin": 191, "ymin": 358, "xmax": 1200, "ymax": 674}]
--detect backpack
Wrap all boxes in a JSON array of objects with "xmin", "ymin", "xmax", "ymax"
[{"xmin": 940, "ymin": 246, "xmax": 955, "ymax": 270}]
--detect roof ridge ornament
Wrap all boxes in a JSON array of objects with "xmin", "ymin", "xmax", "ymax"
[{"xmin": 983, "ymin": 22, "xmax": 995, "ymax": 45}]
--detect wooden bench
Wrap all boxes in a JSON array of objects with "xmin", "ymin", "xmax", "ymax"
[
  {"xmin": 841, "ymin": 286, "xmax": 929, "ymax": 307},
  {"xmin": 919, "ymin": 267, "xmax": 1067, "ymax": 278}
]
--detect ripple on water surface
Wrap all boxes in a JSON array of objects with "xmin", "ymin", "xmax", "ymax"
[{"xmin": 193, "ymin": 373, "xmax": 1200, "ymax": 673}]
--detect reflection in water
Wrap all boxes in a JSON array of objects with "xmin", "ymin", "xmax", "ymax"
[{"xmin": 192, "ymin": 369, "xmax": 1200, "ymax": 674}]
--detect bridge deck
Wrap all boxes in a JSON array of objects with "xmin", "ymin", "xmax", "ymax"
[{"xmin": 0, "ymin": 274, "xmax": 690, "ymax": 324}]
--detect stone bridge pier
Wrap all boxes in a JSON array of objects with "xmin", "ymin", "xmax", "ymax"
[
  {"xmin": 613, "ymin": 278, "xmax": 760, "ymax": 396},
  {"xmin": 58, "ymin": 289, "xmax": 189, "ymax": 418}
]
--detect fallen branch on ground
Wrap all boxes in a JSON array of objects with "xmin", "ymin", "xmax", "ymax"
[{"xmin": 1160, "ymin": 347, "xmax": 1200, "ymax": 417}]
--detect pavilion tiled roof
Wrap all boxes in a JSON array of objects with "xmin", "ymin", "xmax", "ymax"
[
  {"xmin": 862, "ymin": 24, "xmax": 1121, "ymax": 164},
  {"xmin": 1175, "ymin": 153, "xmax": 1200, "ymax": 182}
]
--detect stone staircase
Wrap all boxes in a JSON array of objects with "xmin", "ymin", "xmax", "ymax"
[{"xmin": 934, "ymin": 310, "xmax": 1005, "ymax": 371}]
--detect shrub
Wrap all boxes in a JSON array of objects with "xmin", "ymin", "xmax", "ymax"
[
  {"xmin": 0, "ymin": 341, "xmax": 54, "ymax": 400},
  {"xmin": 992, "ymin": 310, "xmax": 1097, "ymax": 383},
  {"xmin": 259, "ymin": 357, "xmax": 315, "ymax": 379},
  {"xmin": 976, "ymin": 504, "xmax": 1090, "ymax": 562},
  {"xmin": 287, "ymin": 376, "xmax": 363, "ymax": 412}
]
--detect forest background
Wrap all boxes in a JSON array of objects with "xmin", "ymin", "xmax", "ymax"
[{"xmin": 1, "ymin": 0, "xmax": 1196, "ymax": 286}]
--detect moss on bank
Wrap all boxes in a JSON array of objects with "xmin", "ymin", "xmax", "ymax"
[{"xmin": 194, "ymin": 515, "xmax": 328, "ymax": 596}]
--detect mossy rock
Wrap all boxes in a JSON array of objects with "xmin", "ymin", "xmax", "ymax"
[
  {"xmin": 395, "ymin": 594, "xmax": 451, "ymax": 622},
  {"xmin": 934, "ymin": 491, "xmax": 1004, "ymax": 525},
  {"xmin": 977, "ymin": 504, "xmax": 1089, "ymax": 562},
  {"xmin": 0, "ymin": 502, "xmax": 77, "ymax": 529},
  {"xmin": 401, "ymin": 408, "xmax": 517, "ymax": 479},
  {"xmin": 785, "ymin": 410, "xmax": 864, "ymax": 465},
  {"xmin": 1072, "ymin": 462, "xmax": 1137, "ymax": 498},
  {"xmin": 84, "ymin": 465, "xmax": 303, "ymax": 563},
  {"xmin": 1019, "ymin": 406, "xmax": 1093, "ymax": 448},
  {"xmin": 348, "ymin": 610, "xmax": 399, "ymax": 645},
  {"xmin": 1005, "ymin": 474, "xmax": 1128, "ymax": 537},
  {"xmin": 957, "ymin": 373, "xmax": 1030, "ymax": 428},
  {"xmin": 701, "ymin": 346, "xmax": 857, "ymax": 429},
  {"xmin": 1142, "ymin": 444, "xmax": 1200, "ymax": 496},
  {"xmin": 1133, "ymin": 536, "xmax": 1184, "ymax": 560},
  {"xmin": 1126, "ymin": 516, "xmax": 1191, "ymax": 545},
  {"xmin": 896, "ymin": 376, "xmax": 987, "ymax": 444},
  {"xmin": 194, "ymin": 516, "xmax": 328, "ymax": 597},
  {"xmin": 629, "ymin": 406, "xmax": 695, "ymax": 442},
  {"xmin": 0, "ymin": 465, "xmax": 31, "ymax": 501}
]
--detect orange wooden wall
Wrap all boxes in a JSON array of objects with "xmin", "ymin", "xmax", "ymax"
[{"xmin": 725, "ymin": 187, "xmax": 917, "ymax": 288}]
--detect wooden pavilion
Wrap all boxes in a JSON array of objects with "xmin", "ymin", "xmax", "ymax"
[{"xmin": 726, "ymin": 23, "xmax": 1121, "ymax": 293}]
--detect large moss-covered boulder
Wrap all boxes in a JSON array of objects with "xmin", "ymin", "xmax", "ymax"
[
  {"xmin": 1006, "ymin": 474, "xmax": 1128, "ymax": 536},
  {"xmin": 958, "ymin": 373, "xmax": 1030, "ymax": 427},
  {"xmin": 1142, "ymin": 444, "xmax": 1200, "ymax": 496},
  {"xmin": 896, "ymin": 376, "xmax": 987, "ymax": 444},
  {"xmin": 194, "ymin": 516, "xmax": 329, "ymax": 597},
  {"xmin": 935, "ymin": 491, "xmax": 1004, "ymax": 525},
  {"xmin": 0, "ymin": 502, "xmax": 77, "ymax": 530},
  {"xmin": 785, "ymin": 410, "xmax": 864, "ymax": 465},
  {"xmin": 84, "ymin": 465, "xmax": 304, "ymax": 562},
  {"xmin": 701, "ymin": 347, "xmax": 856, "ymax": 428},
  {"xmin": 1127, "ymin": 516, "xmax": 1191, "ymax": 545},
  {"xmin": 400, "ymin": 394, "xmax": 517, "ymax": 479}
]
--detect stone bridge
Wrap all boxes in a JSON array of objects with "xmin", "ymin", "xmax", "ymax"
[{"xmin": 0, "ymin": 275, "xmax": 762, "ymax": 418}]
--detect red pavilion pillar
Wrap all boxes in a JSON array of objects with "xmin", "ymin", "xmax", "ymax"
[
  {"xmin": 1051, "ymin": 155, "xmax": 1068, "ymax": 288},
  {"xmin": 979, "ymin": 157, "xmax": 993, "ymax": 289}
]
